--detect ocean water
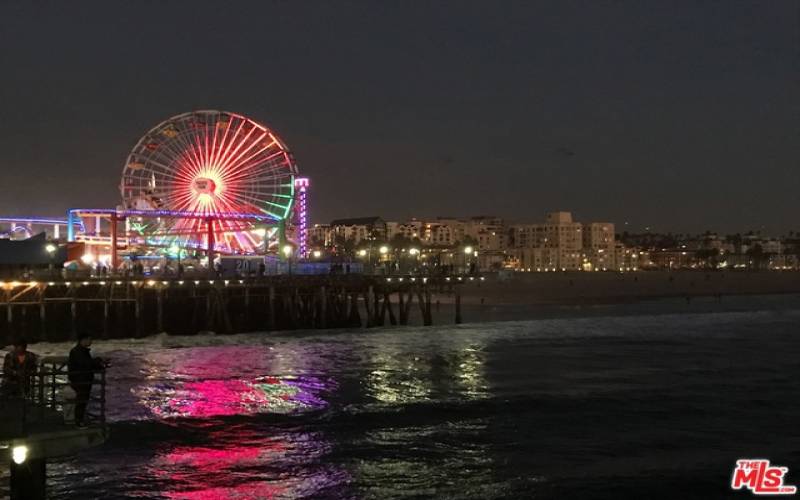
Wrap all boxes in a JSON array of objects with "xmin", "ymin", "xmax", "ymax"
[{"xmin": 7, "ymin": 298, "xmax": 800, "ymax": 499}]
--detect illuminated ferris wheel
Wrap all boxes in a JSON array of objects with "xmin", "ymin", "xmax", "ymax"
[{"xmin": 120, "ymin": 110, "xmax": 298, "ymax": 254}]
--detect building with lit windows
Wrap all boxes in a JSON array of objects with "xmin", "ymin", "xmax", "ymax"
[
  {"xmin": 582, "ymin": 222, "xmax": 616, "ymax": 271},
  {"xmin": 509, "ymin": 212, "xmax": 618, "ymax": 271},
  {"xmin": 512, "ymin": 212, "xmax": 584, "ymax": 270},
  {"xmin": 386, "ymin": 219, "xmax": 424, "ymax": 241},
  {"xmin": 329, "ymin": 217, "xmax": 387, "ymax": 246}
]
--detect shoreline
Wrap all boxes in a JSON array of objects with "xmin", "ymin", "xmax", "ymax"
[
  {"xmin": 422, "ymin": 270, "xmax": 800, "ymax": 325},
  {"xmin": 442, "ymin": 270, "xmax": 800, "ymax": 305}
]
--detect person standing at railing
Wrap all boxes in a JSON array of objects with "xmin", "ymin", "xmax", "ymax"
[
  {"xmin": 2, "ymin": 337, "xmax": 38, "ymax": 398},
  {"xmin": 68, "ymin": 333, "xmax": 106, "ymax": 427}
]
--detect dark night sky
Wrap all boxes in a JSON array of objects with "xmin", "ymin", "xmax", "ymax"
[{"xmin": 0, "ymin": 1, "xmax": 797, "ymax": 234}]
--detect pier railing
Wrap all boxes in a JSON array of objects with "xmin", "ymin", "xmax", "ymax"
[
  {"xmin": 36, "ymin": 356, "xmax": 106, "ymax": 426},
  {"xmin": 6, "ymin": 357, "xmax": 108, "ymax": 435}
]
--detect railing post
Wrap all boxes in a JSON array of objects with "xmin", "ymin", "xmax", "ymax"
[
  {"xmin": 100, "ymin": 368, "xmax": 106, "ymax": 426},
  {"xmin": 50, "ymin": 369, "xmax": 56, "ymax": 409},
  {"xmin": 38, "ymin": 367, "xmax": 45, "ymax": 406}
]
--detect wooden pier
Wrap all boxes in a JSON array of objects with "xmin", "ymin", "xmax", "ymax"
[{"xmin": 0, "ymin": 275, "xmax": 467, "ymax": 343}]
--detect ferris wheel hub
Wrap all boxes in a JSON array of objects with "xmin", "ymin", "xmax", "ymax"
[{"xmin": 193, "ymin": 177, "xmax": 217, "ymax": 195}]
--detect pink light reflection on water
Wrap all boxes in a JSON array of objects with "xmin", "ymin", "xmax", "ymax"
[
  {"xmin": 133, "ymin": 344, "xmax": 334, "ymax": 419},
  {"xmin": 157, "ymin": 444, "xmax": 286, "ymax": 500},
  {"xmin": 134, "ymin": 345, "xmax": 349, "ymax": 497},
  {"xmin": 141, "ymin": 376, "xmax": 330, "ymax": 419},
  {"xmin": 152, "ymin": 433, "xmax": 349, "ymax": 499},
  {"xmin": 166, "ymin": 483, "xmax": 280, "ymax": 500}
]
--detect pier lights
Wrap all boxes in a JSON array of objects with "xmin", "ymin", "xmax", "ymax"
[
  {"xmin": 45, "ymin": 243, "xmax": 57, "ymax": 270},
  {"xmin": 11, "ymin": 445, "xmax": 28, "ymax": 464},
  {"xmin": 462, "ymin": 246, "xmax": 475, "ymax": 274},
  {"xmin": 282, "ymin": 244, "xmax": 294, "ymax": 275}
]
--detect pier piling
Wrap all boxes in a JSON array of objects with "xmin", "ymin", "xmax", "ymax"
[{"xmin": 0, "ymin": 275, "xmax": 466, "ymax": 343}]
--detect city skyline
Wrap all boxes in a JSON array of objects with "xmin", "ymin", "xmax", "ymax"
[{"xmin": 0, "ymin": 1, "xmax": 796, "ymax": 234}]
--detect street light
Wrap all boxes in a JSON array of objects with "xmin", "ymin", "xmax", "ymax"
[
  {"xmin": 45, "ymin": 243, "xmax": 57, "ymax": 273},
  {"xmin": 282, "ymin": 244, "xmax": 293, "ymax": 275},
  {"xmin": 313, "ymin": 250, "xmax": 322, "ymax": 259},
  {"xmin": 463, "ymin": 246, "xmax": 474, "ymax": 274},
  {"xmin": 12, "ymin": 445, "xmax": 28, "ymax": 465},
  {"xmin": 378, "ymin": 246, "xmax": 390, "ymax": 275},
  {"xmin": 358, "ymin": 249, "xmax": 367, "ymax": 257},
  {"xmin": 406, "ymin": 248, "xmax": 421, "ymax": 274}
]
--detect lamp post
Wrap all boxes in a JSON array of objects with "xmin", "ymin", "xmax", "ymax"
[
  {"xmin": 463, "ymin": 246, "xmax": 474, "ymax": 274},
  {"xmin": 408, "ymin": 248, "xmax": 420, "ymax": 274},
  {"xmin": 379, "ymin": 245, "xmax": 389, "ymax": 275},
  {"xmin": 357, "ymin": 248, "xmax": 369, "ymax": 274},
  {"xmin": 282, "ymin": 244, "xmax": 293, "ymax": 275},
  {"xmin": 45, "ymin": 243, "xmax": 57, "ymax": 274}
]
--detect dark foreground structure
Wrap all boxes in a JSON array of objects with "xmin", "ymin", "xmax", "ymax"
[
  {"xmin": 0, "ymin": 276, "xmax": 466, "ymax": 343},
  {"xmin": 1, "ymin": 357, "xmax": 107, "ymax": 499}
]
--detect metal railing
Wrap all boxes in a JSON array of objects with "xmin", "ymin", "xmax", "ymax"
[{"xmin": 6, "ymin": 357, "xmax": 107, "ymax": 434}]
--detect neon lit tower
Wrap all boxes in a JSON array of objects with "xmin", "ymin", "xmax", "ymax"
[{"xmin": 294, "ymin": 177, "xmax": 309, "ymax": 258}]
